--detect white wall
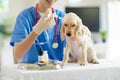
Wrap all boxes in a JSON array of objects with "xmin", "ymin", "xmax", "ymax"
[
  {"xmin": 107, "ymin": 1, "xmax": 120, "ymax": 60},
  {"xmin": 53, "ymin": 0, "xmax": 68, "ymax": 12},
  {"xmin": 67, "ymin": 0, "xmax": 102, "ymax": 7},
  {"xmin": 0, "ymin": 0, "xmax": 37, "ymax": 22},
  {"xmin": 6, "ymin": 0, "xmax": 36, "ymax": 18},
  {"xmin": 8, "ymin": 0, "xmax": 66, "ymax": 17},
  {"xmin": 4, "ymin": 0, "xmax": 108, "ymax": 28}
]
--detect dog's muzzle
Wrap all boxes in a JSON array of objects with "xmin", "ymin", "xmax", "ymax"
[{"xmin": 66, "ymin": 33, "xmax": 71, "ymax": 37}]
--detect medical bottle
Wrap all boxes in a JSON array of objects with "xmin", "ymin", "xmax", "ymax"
[
  {"xmin": 38, "ymin": 48, "xmax": 43, "ymax": 61},
  {"xmin": 42, "ymin": 51, "xmax": 49, "ymax": 64}
]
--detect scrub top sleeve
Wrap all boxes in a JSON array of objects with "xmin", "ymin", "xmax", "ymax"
[{"xmin": 10, "ymin": 16, "xmax": 28, "ymax": 46}]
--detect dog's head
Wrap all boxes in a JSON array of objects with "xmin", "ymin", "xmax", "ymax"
[{"xmin": 60, "ymin": 12, "xmax": 83, "ymax": 41}]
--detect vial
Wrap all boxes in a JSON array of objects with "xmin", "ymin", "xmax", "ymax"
[
  {"xmin": 38, "ymin": 48, "xmax": 43, "ymax": 61},
  {"xmin": 43, "ymin": 51, "xmax": 48, "ymax": 62}
]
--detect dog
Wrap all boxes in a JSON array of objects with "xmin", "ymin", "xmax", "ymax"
[{"xmin": 60, "ymin": 12, "xmax": 99, "ymax": 66}]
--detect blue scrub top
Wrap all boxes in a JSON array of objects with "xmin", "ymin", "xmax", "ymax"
[{"xmin": 10, "ymin": 7, "xmax": 66, "ymax": 63}]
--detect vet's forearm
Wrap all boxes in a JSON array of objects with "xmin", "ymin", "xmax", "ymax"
[{"xmin": 13, "ymin": 31, "xmax": 38, "ymax": 59}]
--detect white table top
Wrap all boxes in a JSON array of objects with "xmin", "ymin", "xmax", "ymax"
[{"xmin": 1, "ymin": 59, "xmax": 120, "ymax": 80}]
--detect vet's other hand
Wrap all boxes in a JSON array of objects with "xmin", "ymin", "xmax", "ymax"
[{"xmin": 33, "ymin": 12, "xmax": 56, "ymax": 35}]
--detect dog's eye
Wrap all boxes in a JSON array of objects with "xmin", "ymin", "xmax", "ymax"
[
  {"xmin": 72, "ymin": 24, "xmax": 76, "ymax": 27},
  {"xmin": 64, "ymin": 24, "xmax": 68, "ymax": 26}
]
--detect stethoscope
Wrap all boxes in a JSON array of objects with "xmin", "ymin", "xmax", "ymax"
[{"xmin": 34, "ymin": 3, "xmax": 59, "ymax": 49}]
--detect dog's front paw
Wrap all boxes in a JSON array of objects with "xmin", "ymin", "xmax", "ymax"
[
  {"xmin": 79, "ymin": 61, "xmax": 88, "ymax": 66},
  {"xmin": 61, "ymin": 61, "xmax": 66, "ymax": 66},
  {"xmin": 61, "ymin": 59, "xmax": 69, "ymax": 67},
  {"xmin": 91, "ymin": 58, "xmax": 99, "ymax": 64}
]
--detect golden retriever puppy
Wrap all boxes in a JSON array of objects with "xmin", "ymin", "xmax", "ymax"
[{"xmin": 60, "ymin": 12, "xmax": 99, "ymax": 66}]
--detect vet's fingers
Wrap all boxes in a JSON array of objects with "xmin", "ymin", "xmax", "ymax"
[
  {"xmin": 42, "ymin": 11, "xmax": 50, "ymax": 19},
  {"xmin": 46, "ymin": 13, "xmax": 56, "ymax": 21}
]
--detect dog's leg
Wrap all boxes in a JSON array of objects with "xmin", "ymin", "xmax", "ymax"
[
  {"xmin": 88, "ymin": 47, "xmax": 99, "ymax": 64},
  {"xmin": 62, "ymin": 44, "xmax": 71, "ymax": 66},
  {"xmin": 79, "ymin": 44, "xmax": 88, "ymax": 66}
]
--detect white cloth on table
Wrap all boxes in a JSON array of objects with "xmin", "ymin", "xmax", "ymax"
[{"xmin": 1, "ymin": 59, "xmax": 120, "ymax": 80}]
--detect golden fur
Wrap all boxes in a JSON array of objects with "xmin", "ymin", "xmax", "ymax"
[{"xmin": 60, "ymin": 12, "xmax": 99, "ymax": 66}]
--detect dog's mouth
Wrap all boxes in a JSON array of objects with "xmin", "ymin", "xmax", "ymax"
[{"xmin": 67, "ymin": 37, "xmax": 76, "ymax": 42}]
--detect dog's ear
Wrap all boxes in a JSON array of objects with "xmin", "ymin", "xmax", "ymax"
[
  {"xmin": 60, "ymin": 20, "xmax": 65, "ymax": 41},
  {"xmin": 83, "ymin": 26, "xmax": 92, "ymax": 37},
  {"xmin": 75, "ymin": 16, "xmax": 83, "ymax": 36},
  {"xmin": 77, "ymin": 17, "xmax": 83, "ymax": 30},
  {"xmin": 78, "ymin": 25, "xmax": 92, "ymax": 37}
]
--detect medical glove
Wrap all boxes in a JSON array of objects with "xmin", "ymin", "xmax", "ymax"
[{"xmin": 33, "ymin": 12, "xmax": 56, "ymax": 35}]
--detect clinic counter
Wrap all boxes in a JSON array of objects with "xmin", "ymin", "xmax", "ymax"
[{"xmin": 1, "ymin": 59, "xmax": 120, "ymax": 80}]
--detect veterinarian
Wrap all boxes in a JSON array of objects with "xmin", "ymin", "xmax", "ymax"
[{"xmin": 10, "ymin": 0, "xmax": 66, "ymax": 63}]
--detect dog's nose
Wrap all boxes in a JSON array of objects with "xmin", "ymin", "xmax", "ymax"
[{"xmin": 66, "ymin": 33, "xmax": 71, "ymax": 37}]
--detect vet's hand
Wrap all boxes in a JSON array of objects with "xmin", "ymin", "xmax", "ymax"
[{"xmin": 33, "ymin": 12, "xmax": 56, "ymax": 35}]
